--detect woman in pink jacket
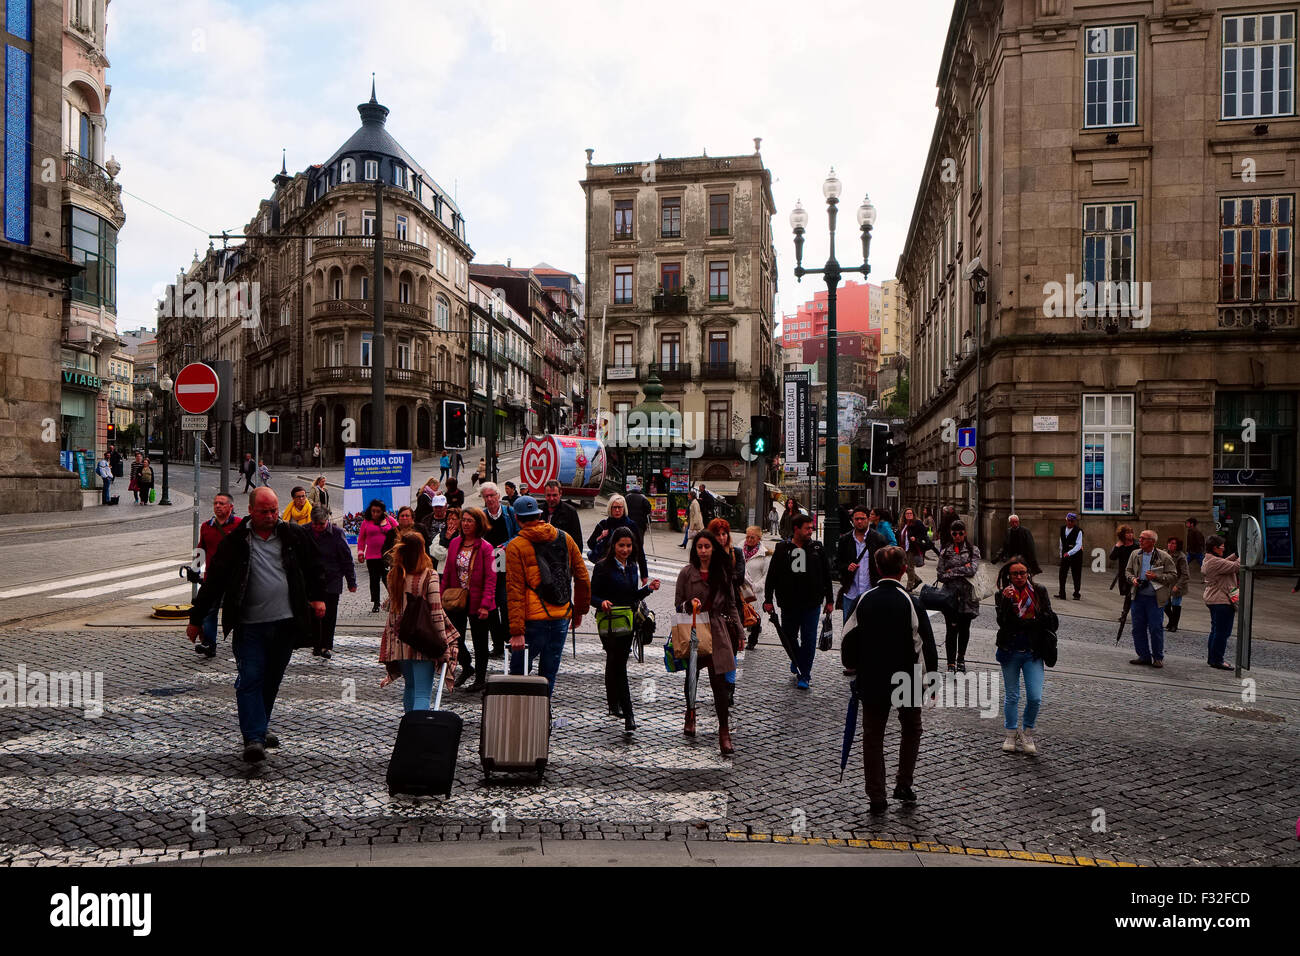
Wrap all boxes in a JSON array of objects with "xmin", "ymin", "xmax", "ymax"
[
  {"xmin": 357, "ymin": 499, "xmax": 397, "ymax": 613},
  {"xmin": 442, "ymin": 507, "xmax": 496, "ymax": 692}
]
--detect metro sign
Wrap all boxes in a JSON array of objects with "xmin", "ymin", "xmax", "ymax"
[{"xmin": 174, "ymin": 362, "xmax": 220, "ymax": 415}]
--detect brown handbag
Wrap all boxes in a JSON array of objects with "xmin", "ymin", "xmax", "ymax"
[
  {"xmin": 741, "ymin": 600, "xmax": 759, "ymax": 628},
  {"xmin": 441, "ymin": 544, "xmax": 475, "ymax": 611}
]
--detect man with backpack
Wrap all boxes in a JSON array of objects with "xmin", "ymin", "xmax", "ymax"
[{"xmin": 504, "ymin": 495, "xmax": 591, "ymax": 697}]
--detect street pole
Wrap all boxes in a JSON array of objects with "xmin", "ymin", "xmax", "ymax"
[
  {"xmin": 974, "ymin": 298, "xmax": 983, "ymax": 549},
  {"xmin": 254, "ymin": 407, "xmax": 260, "ymax": 485},
  {"xmin": 487, "ymin": 332, "xmax": 497, "ymax": 485},
  {"xmin": 372, "ymin": 181, "xmax": 386, "ymax": 449},
  {"xmin": 192, "ymin": 433, "xmax": 201, "ymax": 602},
  {"xmin": 159, "ymin": 391, "xmax": 172, "ymax": 505}
]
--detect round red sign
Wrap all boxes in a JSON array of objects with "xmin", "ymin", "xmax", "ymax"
[{"xmin": 174, "ymin": 362, "xmax": 220, "ymax": 415}]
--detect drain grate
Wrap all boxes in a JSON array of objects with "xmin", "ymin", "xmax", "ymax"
[
  {"xmin": 142, "ymin": 686, "xmax": 193, "ymax": 697},
  {"xmin": 1205, "ymin": 704, "xmax": 1286, "ymax": 723}
]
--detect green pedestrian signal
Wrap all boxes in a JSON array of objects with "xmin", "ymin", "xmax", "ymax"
[{"xmin": 753, "ymin": 436, "xmax": 767, "ymax": 454}]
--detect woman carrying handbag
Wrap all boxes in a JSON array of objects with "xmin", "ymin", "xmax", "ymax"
[
  {"xmin": 379, "ymin": 532, "xmax": 458, "ymax": 713},
  {"xmin": 591, "ymin": 527, "xmax": 661, "ymax": 734},
  {"xmin": 995, "ymin": 558, "xmax": 1058, "ymax": 755},
  {"xmin": 673, "ymin": 532, "xmax": 742, "ymax": 756},
  {"xmin": 740, "ymin": 525, "xmax": 771, "ymax": 650},
  {"xmin": 935, "ymin": 519, "xmax": 982, "ymax": 672},
  {"xmin": 442, "ymin": 507, "xmax": 495, "ymax": 692}
]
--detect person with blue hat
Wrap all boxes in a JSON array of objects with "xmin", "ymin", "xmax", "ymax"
[{"xmin": 1058, "ymin": 512, "xmax": 1083, "ymax": 601}]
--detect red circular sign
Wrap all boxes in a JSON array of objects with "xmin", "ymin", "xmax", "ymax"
[
  {"xmin": 663, "ymin": 468, "xmax": 673, "ymax": 477},
  {"xmin": 174, "ymin": 362, "xmax": 220, "ymax": 414}
]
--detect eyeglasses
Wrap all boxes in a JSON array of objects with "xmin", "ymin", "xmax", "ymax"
[{"xmin": 1009, "ymin": 570, "xmax": 1028, "ymax": 576}]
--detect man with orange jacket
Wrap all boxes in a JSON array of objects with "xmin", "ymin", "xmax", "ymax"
[{"xmin": 504, "ymin": 495, "xmax": 591, "ymax": 697}]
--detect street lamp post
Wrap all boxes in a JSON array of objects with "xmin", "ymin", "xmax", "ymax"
[
  {"xmin": 143, "ymin": 395, "xmax": 152, "ymax": 454},
  {"xmin": 790, "ymin": 169, "xmax": 876, "ymax": 549},
  {"xmin": 158, "ymin": 374, "xmax": 174, "ymax": 505},
  {"xmin": 964, "ymin": 262, "xmax": 988, "ymax": 548}
]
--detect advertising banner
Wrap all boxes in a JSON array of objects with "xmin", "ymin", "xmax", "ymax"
[{"xmin": 1264, "ymin": 496, "xmax": 1294, "ymax": 566}]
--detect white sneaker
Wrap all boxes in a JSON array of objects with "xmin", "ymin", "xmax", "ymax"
[
  {"xmin": 1002, "ymin": 731, "xmax": 1019, "ymax": 753},
  {"xmin": 1020, "ymin": 729, "xmax": 1037, "ymax": 755}
]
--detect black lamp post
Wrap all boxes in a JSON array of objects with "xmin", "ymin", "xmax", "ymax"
[
  {"xmin": 790, "ymin": 169, "xmax": 876, "ymax": 548},
  {"xmin": 158, "ymin": 373, "xmax": 174, "ymax": 505},
  {"xmin": 143, "ymin": 395, "xmax": 152, "ymax": 453}
]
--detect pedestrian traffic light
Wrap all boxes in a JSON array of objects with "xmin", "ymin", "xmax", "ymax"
[
  {"xmin": 750, "ymin": 414, "xmax": 771, "ymax": 457},
  {"xmin": 868, "ymin": 422, "xmax": 889, "ymax": 476},
  {"xmin": 442, "ymin": 400, "xmax": 468, "ymax": 449},
  {"xmin": 267, "ymin": 415, "xmax": 280, "ymax": 434},
  {"xmin": 885, "ymin": 434, "xmax": 904, "ymax": 474},
  {"xmin": 106, "ymin": 423, "xmax": 116, "ymax": 444}
]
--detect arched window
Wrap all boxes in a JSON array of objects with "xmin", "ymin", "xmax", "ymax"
[
  {"xmin": 340, "ymin": 158, "xmax": 355, "ymax": 183},
  {"xmin": 435, "ymin": 294, "xmax": 450, "ymax": 331}
]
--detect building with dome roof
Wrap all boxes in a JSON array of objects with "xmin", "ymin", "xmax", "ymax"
[{"xmin": 156, "ymin": 82, "xmax": 474, "ymax": 464}]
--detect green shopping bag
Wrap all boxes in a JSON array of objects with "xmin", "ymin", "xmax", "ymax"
[
  {"xmin": 149, "ymin": 487, "xmax": 157, "ymax": 503},
  {"xmin": 596, "ymin": 605, "xmax": 635, "ymax": 640}
]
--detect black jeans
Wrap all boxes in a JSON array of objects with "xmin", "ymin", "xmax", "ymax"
[
  {"xmin": 367, "ymin": 559, "xmax": 386, "ymax": 606},
  {"xmin": 486, "ymin": 574, "xmax": 508, "ymax": 654},
  {"xmin": 945, "ymin": 613, "xmax": 975, "ymax": 665},
  {"xmin": 600, "ymin": 632, "xmax": 634, "ymax": 716},
  {"xmin": 1059, "ymin": 552, "xmax": 1082, "ymax": 596},
  {"xmin": 314, "ymin": 592, "xmax": 340, "ymax": 651},
  {"xmin": 448, "ymin": 607, "xmax": 491, "ymax": 682},
  {"xmin": 862, "ymin": 703, "xmax": 922, "ymax": 804}
]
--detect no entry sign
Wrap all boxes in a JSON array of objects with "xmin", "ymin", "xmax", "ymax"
[{"xmin": 174, "ymin": 362, "xmax": 220, "ymax": 415}]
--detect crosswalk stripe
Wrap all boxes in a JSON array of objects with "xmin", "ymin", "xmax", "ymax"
[
  {"xmin": 0, "ymin": 559, "xmax": 185, "ymax": 599},
  {"xmin": 130, "ymin": 584, "xmax": 195, "ymax": 601},
  {"xmin": 56, "ymin": 570, "xmax": 181, "ymax": 599}
]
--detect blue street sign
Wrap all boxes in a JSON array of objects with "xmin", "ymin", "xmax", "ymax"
[{"xmin": 958, "ymin": 427, "xmax": 976, "ymax": 448}]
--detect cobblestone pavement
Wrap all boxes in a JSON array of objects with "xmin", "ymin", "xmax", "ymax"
[{"xmin": 2, "ymin": 549, "xmax": 1299, "ymax": 867}]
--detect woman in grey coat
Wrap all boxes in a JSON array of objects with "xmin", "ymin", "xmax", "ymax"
[{"xmin": 936, "ymin": 519, "xmax": 982, "ymax": 672}]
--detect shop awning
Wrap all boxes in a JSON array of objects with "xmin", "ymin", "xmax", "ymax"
[{"xmin": 703, "ymin": 480, "xmax": 741, "ymax": 496}]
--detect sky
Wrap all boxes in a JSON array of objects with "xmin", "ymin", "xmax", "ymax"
[{"xmin": 105, "ymin": 0, "xmax": 955, "ymax": 333}]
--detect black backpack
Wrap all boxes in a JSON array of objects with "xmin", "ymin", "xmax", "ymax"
[{"xmin": 530, "ymin": 531, "xmax": 573, "ymax": 613}]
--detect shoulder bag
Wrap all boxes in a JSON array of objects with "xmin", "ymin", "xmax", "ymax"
[
  {"xmin": 596, "ymin": 605, "xmax": 635, "ymax": 640},
  {"xmin": 441, "ymin": 544, "xmax": 474, "ymax": 611},
  {"xmin": 397, "ymin": 572, "xmax": 448, "ymax": 658}
]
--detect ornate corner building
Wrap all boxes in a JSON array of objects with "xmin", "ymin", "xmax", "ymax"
[
  {"xmin": 899, "ymin": 0, "xmax": 1300, "ymax": 569},
  {"xmin": 157, "ymin": 85, "xmax": 474, "ymax": 464}
]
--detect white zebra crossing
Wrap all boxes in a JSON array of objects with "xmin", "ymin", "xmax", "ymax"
[
  {"xmin": 0, "ymin": 559, "xmax": 183, "ymax": 599},
  {"xmin": 0, "ymin": 559, "xmax": 193, "ymax": 604}
]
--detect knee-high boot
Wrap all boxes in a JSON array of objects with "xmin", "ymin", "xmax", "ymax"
[{"xmin": 710, "ymin": 672, "xmax": 733, "ymax": 755}]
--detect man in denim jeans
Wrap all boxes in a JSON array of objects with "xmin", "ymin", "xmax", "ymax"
[
  {"xmin": 1125, "ymin": 530, "xmax": 1177, "ymax": 669},
  {"xmin": 504, "ymin": 496, "xmax": 590, "ymax": 698},
  {"xmin": 187, "ymin": 487, "xmax": 326, "ymax": 763},
  {"xmin": 763, "ymin": 514, "xmax": 834, "ymax": 690}
]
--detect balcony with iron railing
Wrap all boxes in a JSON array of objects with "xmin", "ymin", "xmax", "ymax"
[
  {"xmin": 63, "ymin": 152, "xmax": 122, "ymax": 214},
  {"xmin": 310, "ymin": 235, "xmax": 430, "ymax": 263},
  {"xmin": 308, "ymin": 365, "xmax": 431, "ymax": 388},
  {"xmin": 700, "ymin": 360, "xmax": 737, "ymax": 379},
  {"xmin": 648, "ymin": 361, "xmax": 691, "ymax": 381},
  {"xmin": 313, "ymin": 298, "xmax": 429, "ymax": 323},
  {"xmin": 652, "ymin": 290, "xmax": 689, "ymax": 314}
]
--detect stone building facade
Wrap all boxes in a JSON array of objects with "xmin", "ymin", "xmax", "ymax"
[
  {"xmin": 0, "ymin": 0, "xmax": 83, "ymax": 513},
  {"xmin": 581, "ymin": 147, "xmax": 780, "ymax": 499},
  {"xmin": 899, "ymin": 0, "xmax": 1300, "ymax": 568},
  {"xmin": 156, "ymin": 86, "xmax": 473, "ymax": 465}
]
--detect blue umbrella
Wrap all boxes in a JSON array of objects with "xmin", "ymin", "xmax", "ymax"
[{"xmin": 839, "ymin": 678, "xmax": 859, "ymax": 783}]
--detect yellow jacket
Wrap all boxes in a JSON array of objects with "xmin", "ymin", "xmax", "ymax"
[
  {"xmin": 505, "ymin": 522, "xmax": 591, "ymax": 637},
  {"xmin": 282, "ymin": 500, "xmax": 312, "ymax": 525}
]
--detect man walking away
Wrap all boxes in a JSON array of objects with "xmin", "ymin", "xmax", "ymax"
[
  {"xmin": 764, "ymin": 514, "xmax": 834, "ymax": 690},
  {"xmin": 241, "ymin": 452, "xmax": 256, "ymax": 493},
  {"xmin": 504, "ymin": 495, "xmax": 590, "ymax": 697},
  {"xmin": 186, "ymin": 487, "xmax": 327, "ymax": 763},
  {"xmin": 625, "ymin": 486, "xmax": 652, "ymax": 537},
  {"xmin": 439, "ymin": 452, "xmax": 451, "ymax": 481},
  {"xmin": 1126, "ymin": 530, "xmax": 1177, "ymax": 667},
  {"xmin": 836, "ymin": 506, "xmax": 887, "ymax": 622},
  {"xmin": 309, "ymin": 504, "xmax": 357, "ymax": 658},
  {"xmin": 480, "ymin": 482, "xmax": 519, "ymax": 659},
  {"xmin": 194, "ymin": 493, "xmax": 242, "ymax": 658},
  {"xmin": 542, "ymin": 479, "xmax": 584, "ymax": 548},
  {"xmin": 1185, "ymin": 518, "xmax": 1206, "ymax": 571},
  {"xmin": 95, "ymin": 452, "xmax": 113, "ymax": 505},
  {"xmin": 1058, "ymin": 512, "xmax": 1083, "ymax": 600},
  {"xmin": 843, "ymin": 546, "xmax": 938, "ymax": 814}
]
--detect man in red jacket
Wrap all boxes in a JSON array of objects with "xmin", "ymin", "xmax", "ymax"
[{"xmin": 194, "ymin": 493, "xmax": 242, "ymax": 659}]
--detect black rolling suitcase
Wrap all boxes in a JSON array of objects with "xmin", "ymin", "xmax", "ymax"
[{"xmin": 386, "ymin": 662, "xmax": 462, "ymax": 796}]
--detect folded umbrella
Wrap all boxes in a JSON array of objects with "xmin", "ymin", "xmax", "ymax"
[
  {"xmin": 770, "ymin": 607, "xmax": 800, "ymax": 666},
  {"xmin": 685, "ymin": 611, "xmax": 700, "ymax": 712},
  {"xmin": 839, "ymin": 678, "xmax": 860, "ymax": 784}
]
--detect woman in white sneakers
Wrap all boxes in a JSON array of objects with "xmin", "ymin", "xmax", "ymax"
[{"xmin": 994, "ymin": 558, "xmax": 1059, "ymax": 755}]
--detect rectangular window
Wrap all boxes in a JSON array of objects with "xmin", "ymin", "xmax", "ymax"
[
  {"xmin": 708, "ymin": 331, "xmax": 729, "ymax": 364},
  {"xmin": 661, "ymin": 261, "xmax": 682, "ymax": 290},
  {"xmin": 364, "ymin": 159, "xmax": 378, "ymax": 181},
  {"xmin": 1082, "ymin": 393, "xmax": 1134, "ymax": 514},
  {"xmin": 1223, "ymin": 12, "xmax": 1296, "ymax": 119},
  {"xmin": 659, "ymin": 332, "xmax": 680, "ymax": 366},
  {"xmin": 709, "ymin": 194, "xmax": 730, "ymax": 235},
  {"xmin": 361, "ymin": 332, "xmax": 373, "ymax": 367},
  {"xmin": 393, "ymin": 166, "xmax": 405, "ymax": 188},
  {"xmin": 396, "ymin": 215, "xmax": 407, "ymax": 241},
  {"xmin": 397, "ymin": 337, "xmax": 411, "ymax": 370},
  {"xmin": 1084, "ymin": 24, "xmax": 1138, "ymax": 127},
  {"xmin": 333, "ymin": 277, "xmax": 343, "ymax": 301},
  {"xmin": 708, "ymin": 400, "xmax": 730, "ymax": 440},
  {"xmin": 1081, "ymin": 202, "xmax": 1136, "ymax": 308},
  {"xmin": 975, "ymin": 105, "xmax": 983, "ymax": 190},
  {"xmin": 399, "ymin": 280, "xmax": 410, "ymax": 304},
  {"xmin": 1220, "ymin": 195, "xmax": 1294, "ymax": 300},
  {"xmin": 66, "ymin": 207, "xmax": 116, "ymax": 309},
  {"xmin": 612, "ymin": 333, "xmax": 634, "ymax": 368},
  {"xmin": 613, "ymin": 264, "xmax": 634, "ymax": 304},
  {"xmin": 708, "ymin": 260, "xmax": 729, "ymax": 301},
  {"xmin": 362, "ymin": 210, "xmax": 375, "ymax": 236},
  {"xmin": 661, "ymin": 196, "xmax": 681, "ymax": 238},
  {"xmin": 614, "ymin": 199, "xmax": 634, "ymax": 240},
  {"xmin": 360, "ymin": 276, "xmax": 370, "ymax": 301}
]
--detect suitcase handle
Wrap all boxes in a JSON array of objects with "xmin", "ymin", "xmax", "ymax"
[
  {"xmin": 504, "ymin": 644, "xmax": 529, "ymax": 675},
  {"xmin": 432, "ymin": 661, "xmax": 449, "ymax": 711}
]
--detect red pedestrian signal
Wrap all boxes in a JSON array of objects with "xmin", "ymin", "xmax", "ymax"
[{"xmin": 267, "ymin": 415, "xmax": 280, "ymax": 434}]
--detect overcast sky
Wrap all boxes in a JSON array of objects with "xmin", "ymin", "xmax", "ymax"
[{"xmin": 106, "ymin": 0, "xmax": 954, "ymax": 332}]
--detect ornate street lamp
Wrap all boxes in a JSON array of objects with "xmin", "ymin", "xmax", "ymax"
[
  {"xmin": 158, "ymin": 373, "xmax": 174, "ymax": 505},
  {"xmin": 790, "ymin": 170, "xmax": 876, "ymax": 546}
]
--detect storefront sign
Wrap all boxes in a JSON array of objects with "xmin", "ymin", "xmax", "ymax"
[
  {"xmin": 1214, "ymin": 469, "xmax": 1279, "ymax": 487},
  {"xmin": 1264, "ymin": 496, "xmax": 1293, "ymax": 566},
  {"xmin": 651, "ymin": 495, "xmax": 669, "ymax": 523},
  {"xmin": 61, "ymin": 370, "xmax": 102, "ymax": 390}
]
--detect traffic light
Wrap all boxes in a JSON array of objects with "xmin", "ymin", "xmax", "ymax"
[
  {"xmin": 750, "ymin": 414, "xmax": 771, "ymax": 456},
  {"xmin": 267, "ymin": 414, "xmax": 280, "ymax": 434},
  {"xmin": 106, "ymin": 423, "xmax": 116, "ymax": 444},
  {"xmin": 885, "ymin": 434, "xmax": 904, "ymax": 474},
  {"xmin": 868, "ymin": 422, "xmax": 890, "ymax": 476},
  {"xmin": 442, "ymin": 400, "xmax": 468, "ymax": 449}
]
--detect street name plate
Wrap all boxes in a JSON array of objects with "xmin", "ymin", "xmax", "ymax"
[
  {"xmin": 959, "ymin": 465, "xmax": 977, "ymax": 477},
  {"xmin": 181, "ymin": 415, "xmax": 208, "ymax": 431}
]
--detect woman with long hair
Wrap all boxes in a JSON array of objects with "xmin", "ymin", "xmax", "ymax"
[
  {"xmin": 357, "ymin": 499, "xmax": 397, "ymax": 613},
  {"xmin": 673, "ymin": 532, "xmax": 742, "ymax": 755},
  {"xmin": 379, "ymin": 532, "xmax": 458, "ymax": 712},
  {"xmin": 707, "ymin": 517, "xmax": 745, "ymax": 706},
  {"xmin": 936, "ymin": 519, "xmax": 982, "ymax": 672},
  {"xmin": 443, "ymin": 507, "xmax": 496, "ymax": 692},
  {"xmin": 995, "ymin": 557, "xmax": 1058, "ymax": 755},
  {"xmin": 588, "ymin": 494, "xmax": 648, "ymax": 577},
  {"xmin": 307, "ymin": 475, "xmax": 332, "ymax": 522},
  {"xmin": 591, "ymin": 527, "xmax": 661, "ymax": 733},
  {"xmin": 1110, "ymin": 524, "xmax": 1138, "ymax": 623}
]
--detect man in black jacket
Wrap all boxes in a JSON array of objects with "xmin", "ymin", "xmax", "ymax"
[
  {"xmin": 541, "ymin": 479, "xmax": 584, "ymax": 548},
  {"xmin": 843, "ymin": 546, "xmax": 938, "ymax": 813},
  {"xmin": 991, "ymin": 514, "xmax": 1041, "ymax": 574},
  {"xmin": 835, "ymin": 505, "xmax": 889, "ymax": 620},
  {"xmin": 187, "ymin": 487, "xmax": 327, "ymax": 764},
  {"xmin": 763, "ymin": 514, "xmax": 834, "ymax": 689},
  {"xmin": 624, "ymin": 487, "xmax": 652, "ymax": 535}
]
